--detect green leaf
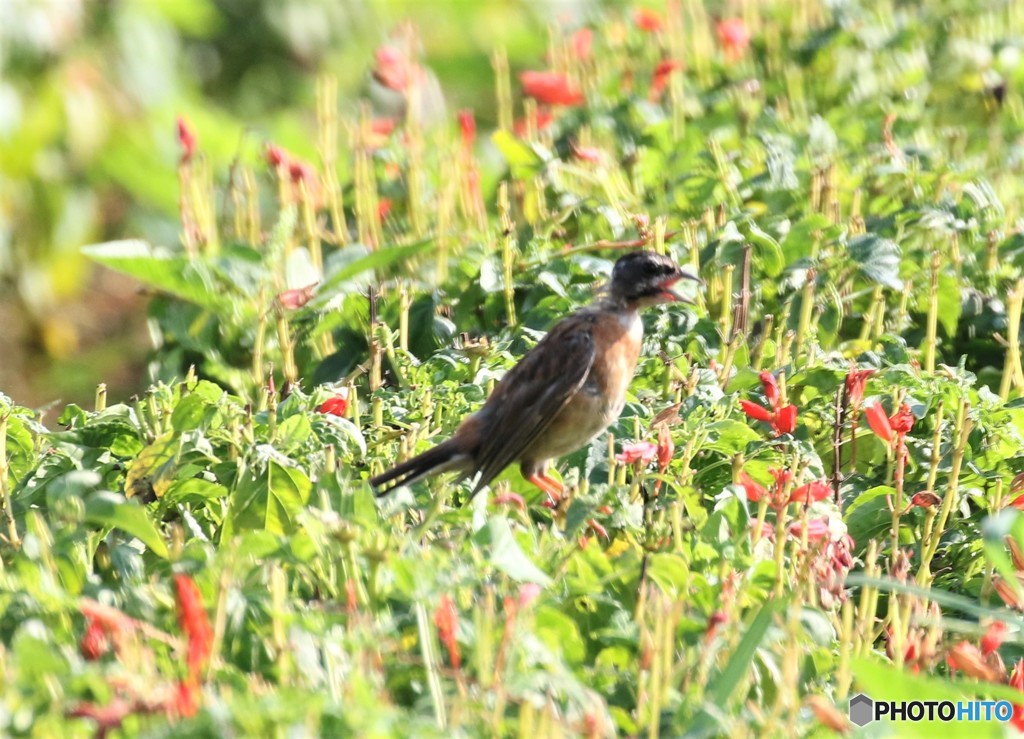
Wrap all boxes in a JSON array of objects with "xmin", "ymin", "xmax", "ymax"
[
  {"xmin": 84, "ymin": 491, "xmax": 169, "ymax": 559},
  {"xmin": 312, "ymin": 239, "xmax": 436, "ymax": 308},
  {"xmin": 936, "ymin": 271, "xmax": 962, "ymax": 337},
  {"xmin": 704, "ymin": 420, "xmax": 762, "ymax": 455},
  {"xmin": 737, "ymin": 219, "xmax": 784, "ymax": 277},
  {"xmin": 847, "ymin": 234, "xmax": 903, "ymax": 290},
  {"xmin": 781, "ymin": 213, "xmax": 832, "ymax": 263},
  {"xmin": 707, "ymin": 599, "xmax": 781, "ymax": 705},
  {"xmin": 82, "ymin": 239, "xmax": 231, "ymax": 311},
  {"xmin": 472, "ymin": 517, "xmax": 551, "ymax": 585},
  {"xmin": 224, "ymin": 447, "xmax": 312, "ymax": 536},
  {"xmin": 492, "ymin": 130, "xmax": 546, "ymax": 179}
]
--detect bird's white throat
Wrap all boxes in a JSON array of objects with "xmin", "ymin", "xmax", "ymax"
[{"xmin": 618, "ymin": 310, "xmax": 643, "ymax": 342}]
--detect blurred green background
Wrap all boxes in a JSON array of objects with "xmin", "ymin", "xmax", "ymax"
[{"xmin": 0, "ymin": 0, "xmax": 617, "ymax": 411}]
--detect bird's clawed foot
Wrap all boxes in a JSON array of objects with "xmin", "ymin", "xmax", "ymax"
[{"xmin": 526, "ymin": 472, "xmax": 564, "ymax": 507}]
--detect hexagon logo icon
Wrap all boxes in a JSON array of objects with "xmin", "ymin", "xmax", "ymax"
[{"xmin": 849, "ymin": 693, "xmax": 874, "ymax": 727}]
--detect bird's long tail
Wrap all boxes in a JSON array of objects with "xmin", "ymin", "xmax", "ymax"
[{"xmin": 369, "ymin": 438, "xmax": 469, "ymax": 495}]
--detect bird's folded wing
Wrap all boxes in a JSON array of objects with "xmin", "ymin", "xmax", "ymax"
[{"xmin": 472, "ymin": 319, "xmax": 596, "ymax": 495}]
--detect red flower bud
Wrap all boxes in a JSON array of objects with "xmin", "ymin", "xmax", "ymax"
[
  {"xmin": 176, "ymin": 116, "xmax": 197, "ymax": 164},
  {"xmin": 633, "ymin": 8, "xmax": 663, "ymax": 32}
]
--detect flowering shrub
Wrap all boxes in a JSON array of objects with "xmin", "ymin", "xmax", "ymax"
[{"xmin": 5, "ymin": 2, "xmax": 1024, "ymax": 736}]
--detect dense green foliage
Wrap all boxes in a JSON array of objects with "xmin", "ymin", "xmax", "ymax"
[{"xmin": 7, "ymin": 1, "xmax": 1024, "ymax": 736}]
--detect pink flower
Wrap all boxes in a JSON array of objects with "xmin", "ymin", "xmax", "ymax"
[
  {"xmin": 518, "ymin": 583, "xmax": 542, "ymax": 609},
  {"xmin": 176, "ymin": 116, "xmax": 197, "ymax": 164},
  {"xmin": 276, "ymin": 283, "xmax": 317, "ymax": 310},
  {"xmin": 572, "ymin": 28, "xmax": 593, "ymax": 60},
  {"xmin": 657, "ymin": 424, "xmax": 674, "ymax": 473},
  {"xmin": 374, "ymin": 45, "xmax": 411, "ymax": 91},
  {"xmin": 572, "ymin": 144, "xmax": 602, "ymax": 163},
  {"xmin": 616, "ymin": 440, "xmax": 658, "ymax": 464},
  {"xmin": 520, "ymin": 71, "xmax": 585, "ymax": 106},
  {"xmin": 716, "ymin": 18, "xmax": 750, "ymax": 61},
  {"xmin": 788, "ymin": 517, "xmax": 830, "ymax": 542}
]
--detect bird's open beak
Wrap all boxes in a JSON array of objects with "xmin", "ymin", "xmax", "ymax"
[{"xmin": 657, "ymin": 269, "xmax": 701, "ymax": 304}]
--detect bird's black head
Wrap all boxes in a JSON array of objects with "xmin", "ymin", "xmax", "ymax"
[{"xmin": 609, "ymin": 251, "xmax": 698, "ymax": 306}]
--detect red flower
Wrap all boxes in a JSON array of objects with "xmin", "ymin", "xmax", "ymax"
[
  {"xmin": 434, "ymin": 595, "xmax": 461, "ymax": 669},
  {"xmin": 740, "ymin": 372, "xmax": 798, "ymax": 436},
  {"xmin": 705, "ymin": 611, "xmax": 727, "ymax": 641},
  {"xmin": 1011, "ymin": 494, "xmax": 1024, "ymax": 511},
  {"xmin": 845, "ymin": 368, "xmax": 874, "ymax": 410},
  {"xmin": 372, "ymin": 117, "xmax": 397, "ymax": 136},
  {"xmin": 865, "ymin": 402, "xmax": 914, "ymax": 445},
  {"xmin": 458, "ymin": 109, "xmax": 475, "ymax": 153},
  {"xmin": 572, "ymin": 27, "xmax": 593, "ymax": 60},
  {"xmin": 318, "ymin": 390, "xmax": 349, "ymax": 417},
  {"xmin": 174, "ymin": 574, "xmax": 213, "ymax": 682},
  {"xmin": 716, "ymin": 18, "xmax": 750, "ymax": 61},
  {"xmin": 176, "ymin": 116, "xmax": 197, "ymax": 164},
  {"xmin": 982, "ymin": 621, "xmax": 1008, "ymax": 656},
  {"xmin": 378, "ymin": 198, "xmax": 393, "ymax": 222},
  {"xmin": 774, "ymin": 404, "xmax": 797, "ymax": 434},
  {"xmin": 520, "ymin": 71, "xmax": 585, "ymax": 106},
  {"xmin": 513, "ymin": 109, "xmax": 554, "ymax": 138},
  {"xmin": 790, "ymin": 481, "xmax": 831, "ymax": 505},
  {"xmin": 741, "ymin": 468, "xmax": 829, "ymax": 510},
  {"xmin": 80, "ymin": 618, "xmax": 109, "ymax": 661},
  {"xmin": 265, "ymin": 143, "xmax": 288, "ymax": 168},
  {"xmin": 1011, "ymin": 658, "xmax": 1024, "ymax": 690},
  {"xmin": 288, "ymin": 159, "xmax": 315, "ymax": 186},
  {"xmin": 170, "ymin": 680, "xmax": 199, "ymax": 718},
  {"xmin": 633, "ymin": 8, "xmax": 663, "ymax": 32},
  {"xmin": 910, "ymin": 491, "xmax": 941, "ymax": 508},
  {"xmin": 948, "ymin": 641, "xmax": 1004, "ymax": 682},
  {"xmin": 739, "ymin": 471, "xmax": 767, "ymax": 503},
  {"xmin": 616, "ymin": 440, "xmax": 658, "ymax": 464},
  {"xmin": 739, "ymin": 399, "xmax": 773, "ymax": 423},
  {"xmin": 891, "ymin": 404, "xmax": 915, "ymax": 434},
  {"xmin": 650, "ymin": 59, "xmax": 681, "ymax": 101}
]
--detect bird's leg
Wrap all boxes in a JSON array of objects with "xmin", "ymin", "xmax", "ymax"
[{"xmin": 526, "ymin": 472, "xmax": 564, "ymax": 505}]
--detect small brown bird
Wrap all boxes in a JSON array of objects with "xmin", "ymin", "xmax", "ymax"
[{"xmin": 370, "ymin": 251, "xmax": 697, "ymax": 501}]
